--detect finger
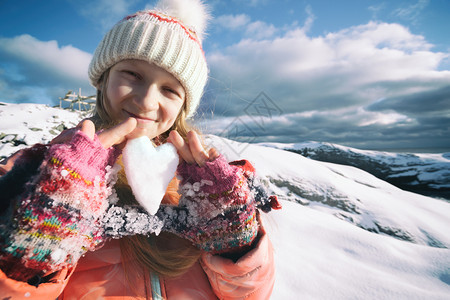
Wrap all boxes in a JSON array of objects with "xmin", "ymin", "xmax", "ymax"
[
  {"xmin": 186, "ymin": 131, "xmax": 209, "ymax": 167},
  {"xmin": 75, "ymin": 118, "xmax": 90, "ymax": 129},
  {"xmin": 207, "ymin": 147, "xmax": 220, "ymax": 162},
  {"xmin": 125, "ymin": 126, "xmax": 148, "ymax": 140},
  {"xmin": 168, "ymin": 130, "xmax": 195, "ymax": 164},
  {"xmin": 50, "ymin": 119, "xmax": 89, "ymax": 145},
  {"xmin": 80, "ymin": 119, "xmax": 96, "ymax": 140},
  {"xmin": 98, "ymin": 118, "xmax": 137, "ymax": 148},
  {"xmin": 50, "ymin": 128, "xmax": 77, "ymax": 144}
]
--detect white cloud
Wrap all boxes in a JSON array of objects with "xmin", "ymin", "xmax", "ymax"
[
  {"xmin": 0, "ymin": 34, "xmax": 92, "ymax": 83},
  {"xmin": 332, "ymin": 22, "xmax": 432, "ymax": 51},
  {"xmin": 207, "ymin": 21, "xmax": 449, "ymax": 110},
  {"xmin": 202, "ymin": 19, "xmax": 450, "ymax": 148},
  {"xmin": 393, "ymin": 0, "xmax": 429, "ymax": 24},
  {"xmin": 0, "ymin": 35, "xmax": 94, "ymax": 104},
  {"xmin": 302, "ymin": 5, "xmax": 316, "ymax": 32},
  {"xmin": 199, "ymin": 104, "xmax": 430, "ymax": 149},
  {"xmin": 246, "ymin": 107, "xmax": 411, "ymax": 129},
  {"xmin": 368, "ymin": 3, "xmax": 386, "ymax": 20},
  {"xmin": 355, "ymin": 108, "xmax": 412, "ymax": 126},
  {"xmin": 245, "ymin": 21, "xmax": 277, "ymax": 40},
  {"xmin": 215, "ymin": 14, "xmax": 277, "ymax": 40},
  {"xmin": 215, "ymin": 14, "xmax": 251, "ymax": 30}
]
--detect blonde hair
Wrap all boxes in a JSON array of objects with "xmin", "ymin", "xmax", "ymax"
[{"xmin": 91, "ymin": 68, "xmax": 202, "ymax": 279}]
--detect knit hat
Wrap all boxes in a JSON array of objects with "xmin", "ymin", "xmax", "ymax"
[{"xmin": 88, "ymin": 0, "xmax": 210, "ymax": 118}]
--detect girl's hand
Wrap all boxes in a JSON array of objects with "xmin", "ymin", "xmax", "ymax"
[
  {"xmin": 168, "ymin": 130, "xmax": 219, "ymax": 167},
  {"xmin": 51, "ymin": 118, "xmax": 138, "ymax": 149}
]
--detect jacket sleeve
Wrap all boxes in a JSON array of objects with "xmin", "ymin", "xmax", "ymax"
[
  {"xmin": 200, "ymin": 224, "xmax": 275, "ymax": 300},
  {"xmin": 0, "ymin": 148, "xmax": 25, "ymax": 176},
  {"xmin": 0, "ymin": 266, "xmax": 74, "ymax": 300}
]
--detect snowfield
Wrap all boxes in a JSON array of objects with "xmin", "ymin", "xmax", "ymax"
[
  {"xmin": 207, "ymin": 135, "xmax": 450, "ymax": 299},
  {"xmin": 1, "ymin": 102, "xmax": 449, "ymax": 299},
  {"xmin": 0, "ymin": 102, "xmax": 86, "ymax": 159},
  {"xmin": 264, "ymin": 200, "xmax": 449, "ymax": 299}
]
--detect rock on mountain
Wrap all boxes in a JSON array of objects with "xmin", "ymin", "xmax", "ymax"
[
  {"xmin": 0, "ymin": 102, "xmax": 88, "ymax": 160},
  {"xmin": 259, "ymin": 141, "xmax": 450, "ymax": 201}
]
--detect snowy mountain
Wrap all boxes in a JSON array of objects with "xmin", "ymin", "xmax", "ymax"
[
  {"xmin": 258, "ymin": 141, "xmax": 450, "ymax": 201},
  {"xmin": 1, "ymin": 102, "xmax": 449, "ymax": 299}
]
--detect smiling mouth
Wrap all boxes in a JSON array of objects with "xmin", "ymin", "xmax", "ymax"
[{"xmin": 125, "ymin": 111, "xmax": 156, "ymax": 122}]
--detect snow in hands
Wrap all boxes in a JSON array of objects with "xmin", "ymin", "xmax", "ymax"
[{"xmin": 122, "ymin": 136, "xmax": 179, "ymax": 215}]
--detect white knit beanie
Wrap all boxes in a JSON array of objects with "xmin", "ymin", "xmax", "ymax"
[{"xmin": 88, "ymin": 0, "xmax": 210, "ymax": 119}]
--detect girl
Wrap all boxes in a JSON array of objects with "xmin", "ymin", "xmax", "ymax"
[{"xmin": 0, "ymin": 0, "xmax": 280, "ymax": 299}]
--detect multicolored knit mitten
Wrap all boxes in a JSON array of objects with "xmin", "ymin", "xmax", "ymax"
[
  {"xmin": 0, "ymin": 131, "xmax": 118, "ymax": 283},
  {"xmin": 159, "ymin": 155, "xmax": 281, "ymax": 254}
]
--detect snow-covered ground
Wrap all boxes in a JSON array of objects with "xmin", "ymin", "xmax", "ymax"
[
  {"xmin": 0, "ymin": 102, "xmax": 87, "ymax": 159},
  {"xmin": 1, "ymin": 102, "xmax": 449, "ymax": 299},
  {"xmin": 264, "ymin": 200, "xmax": 449, "ymax": 299}
]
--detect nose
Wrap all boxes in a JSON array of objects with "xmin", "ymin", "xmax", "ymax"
[{"xmin": 135, "ymin": 84, "xmax": 159, "ymax": 111}]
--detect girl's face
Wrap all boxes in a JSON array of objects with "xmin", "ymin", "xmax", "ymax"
[{"xmin": 105, "ymin": 59, "xmax": 186, "ymax": 139}]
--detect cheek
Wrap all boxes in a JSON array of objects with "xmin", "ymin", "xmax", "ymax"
[
  {"xmin": 164, "ymin": 101, "xmax": 184, "ymax": 121},
  {"xmin": 106, "ymin": 84, "xmax": 132, "ymax": 111}
]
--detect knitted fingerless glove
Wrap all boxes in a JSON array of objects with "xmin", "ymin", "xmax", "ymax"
[
  {"xmin": 0, "ymin": 131, "xmax": 118, "ymax": 283},
  {"xmin": 159, "ymin": 155, "xmax": 281, "ymax": 254}
]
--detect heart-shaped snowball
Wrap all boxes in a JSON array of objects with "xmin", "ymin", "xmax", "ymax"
[{"xmin": 122, "ymin": 136, "xmax": 179, "ymax": 215}]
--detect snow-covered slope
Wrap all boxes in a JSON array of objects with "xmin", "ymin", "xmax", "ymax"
[
  {"xmin": 1, "ymin": 103, "xmax": 449, "ymax": 299},
  {"xmin": 259, "ymin": 141, "xmax": 450, "ymax": 200},
  {"xmin": 0, "ymin": 102, "xmax": 87, "ymax": 159},
  {"xmin": 264, "ymin": 200, "xmax": 450, "ymax": 299}
]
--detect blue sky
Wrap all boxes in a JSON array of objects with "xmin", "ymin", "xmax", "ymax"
[{"xmin": 0, "ymin": 0, "xmax": 449, "ymax": 151}]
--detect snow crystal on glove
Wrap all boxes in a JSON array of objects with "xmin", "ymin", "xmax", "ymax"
[{"xmin": 101, "ymin": 206, "xmax": 164, "ymax": 238}]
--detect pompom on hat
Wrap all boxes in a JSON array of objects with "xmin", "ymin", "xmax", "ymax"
[{"xmin": 88, "ymin": 0, "xmax": 210, "ymax": 118}]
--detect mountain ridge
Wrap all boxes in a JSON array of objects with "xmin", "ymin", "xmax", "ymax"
[{"xmin": 259, "ymin": 141, "xmax": 450, "ymax": 201}]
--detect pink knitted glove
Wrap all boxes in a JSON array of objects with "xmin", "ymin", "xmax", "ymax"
[
  {"xmin": 0, "ymin": 131, "xmax": 118, "ymax": 283},
  {"xmin": 159, "ymin": 155, "xmax": 281, "ymax": 254}
]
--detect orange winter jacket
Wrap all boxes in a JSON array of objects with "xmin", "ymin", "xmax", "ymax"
[
  {"xmin": 0, "ymin": 149, "xmax": 276, "ymax": 299},
  {"xmin": 0, "ymin": 229, "xmax": 274, "ymax": 299}
]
